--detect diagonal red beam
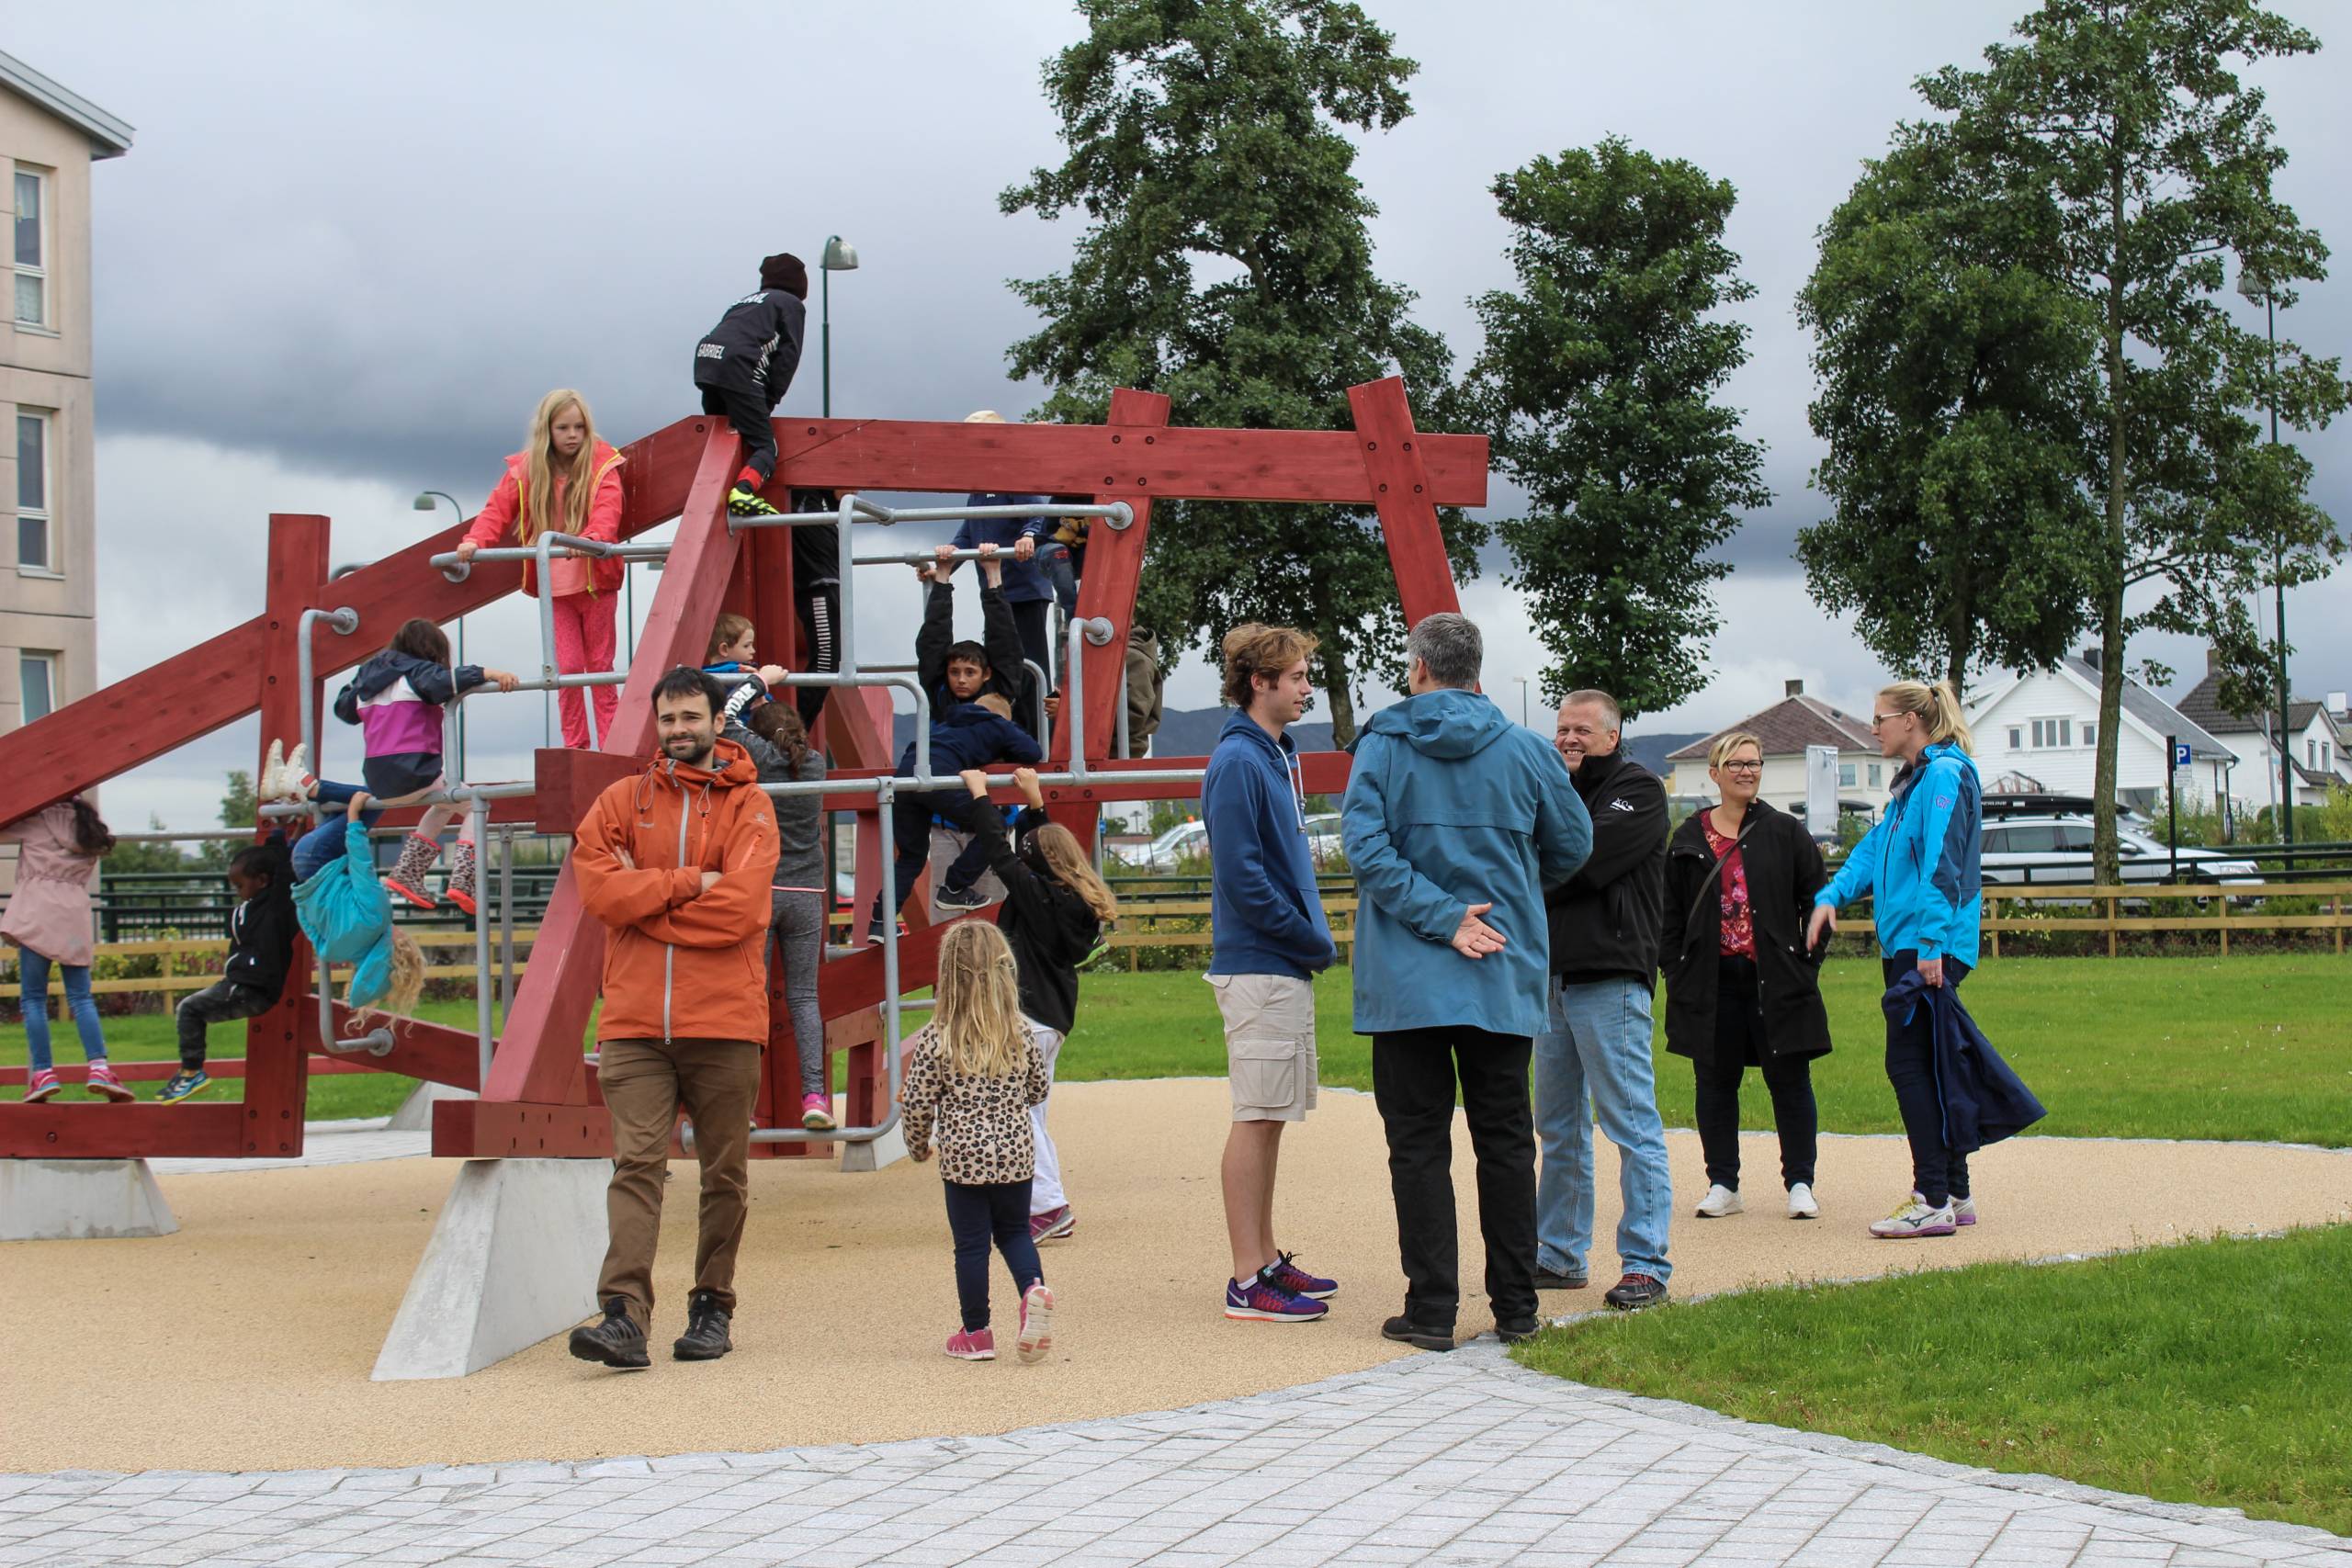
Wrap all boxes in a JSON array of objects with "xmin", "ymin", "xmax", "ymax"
[{"xmin": 1348, "ymin": 378, "xmax": 1464, "ymax": 627}]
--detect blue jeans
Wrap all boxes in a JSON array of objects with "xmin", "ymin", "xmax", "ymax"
[
  {"xmin": 1533, "ymin": 976, "xmax": 1673, "ymax": 1283},
  {"xmin": 20, "ymin": 948, "xmax": 107, "ymax": 1072}
]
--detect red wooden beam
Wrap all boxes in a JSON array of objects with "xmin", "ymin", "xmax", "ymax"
[
  {"xmin": 0, "ymin": 1102, "xmax": 246, "ymax": 1158},
  {"xmin": 1348, "ymin": 378, "xmax": 1463, "ymax": 627},
  {"xmin": 0, "ymin": 1055, "xmax": 384, "ymax": 1086}
]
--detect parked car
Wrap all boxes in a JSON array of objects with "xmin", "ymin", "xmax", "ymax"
[
  {"xmin": 1110, "ymin": 812, "xmax": 1348, "ymax": 871},
  {"xmin": 1979, "ymin": 815, "xmax": 2259, "ymax": 887}
]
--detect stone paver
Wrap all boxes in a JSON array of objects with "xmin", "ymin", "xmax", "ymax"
[{"xmin": 2, "ymin": 1346, "xmax": 2342, "ymax": 1568}]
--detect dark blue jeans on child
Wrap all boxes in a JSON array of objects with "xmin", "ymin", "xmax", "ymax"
[{"xmin": 944, "ymin": 1179, "xmax": 1043, "ymax": 1333}]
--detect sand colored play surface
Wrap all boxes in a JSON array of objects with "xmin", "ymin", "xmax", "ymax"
[{"xmin": 6, "ymin": 1078, "xmax": 2347, "ymax": 1474}]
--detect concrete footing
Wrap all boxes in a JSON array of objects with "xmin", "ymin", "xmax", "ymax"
[
  {"xmin": 840, "ymin": 1122, "xmax": 908, "ymax": 1174},
  {"xmin": 0, "ymin": 1158, "xmax": 179, "ymax": 1241},
  {"xmin": 372, "ymin": 1158, "xmax": 607, "ymax": 1381},
  {"xmin": 385, "ymin": 1078, "xmax": 475, "ymax": 1133}
]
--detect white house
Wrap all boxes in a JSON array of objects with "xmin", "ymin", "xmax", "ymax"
[
  {"xmin": 2172, "ymin": 651, "xmax": 2349, "ymax": 818},
  {"xmin": 1667, "ymin": 681, "xmax": 1893, "ymax": 822},
  {"xmin": 1967, "ymin": 653, "xmax": 2233, "ymax": 815}
]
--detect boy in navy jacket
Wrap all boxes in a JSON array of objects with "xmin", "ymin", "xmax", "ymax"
[{"xmin": 868, "ymin": 693, "xmax": 1045, "ymax": 941}]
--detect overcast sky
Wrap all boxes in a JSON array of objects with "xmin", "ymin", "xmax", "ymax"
[{"xmin": 13, "ymin": 1, "xmax": 2351, "ymax": 829}]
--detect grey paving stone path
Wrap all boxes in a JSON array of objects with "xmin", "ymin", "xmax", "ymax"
[{"xmin": 4, "ymin": 1343, "xmax": 2344, "ymax": 1568}]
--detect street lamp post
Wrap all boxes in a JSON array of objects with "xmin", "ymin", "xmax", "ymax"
[
  {"xmin": 2238, "ymin": 271, "xmax": 2294, "ymax": 848},
  {"xmin": 820, "ymin": 235, "xmax": 860, "ymax": 419},
  {"xmin": 1511, "ymin": 675, "xmax": 1530, "ymax": 728},
  {"xmin": 413, "ymin": 490, "xmax": 474, "ymax": 777}
]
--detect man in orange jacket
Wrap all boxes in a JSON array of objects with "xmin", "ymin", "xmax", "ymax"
[{"xmin": 567, "ymin": 667, "xmax": 782, "ymax": 1370}]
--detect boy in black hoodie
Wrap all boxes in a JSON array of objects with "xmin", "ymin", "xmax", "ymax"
[
  {"xmin": 916, "ymin": 546, "xmax": 1042, "ymax": 740},
  {"xmin": 867, "ymin": 692, "xmax": 1043, "ymax": 941},
  {"xmin": 693, "ymin": 253, "xmax": 808, "ymax": 518},
  {"xmin": 159, "ymin": 833, "xmax": 298, "ymax": 1103}
]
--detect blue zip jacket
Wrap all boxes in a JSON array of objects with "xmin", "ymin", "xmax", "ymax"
[
  {"xmin": 1883, "ymin": 970, "xmax": 2045, "ymax": 1155},
  {"xmin": 950, "ymin": 493, "xmax": 1055, "ymax": 604},
  {"xmin": 1818, "ymin": 740, "xmax": 1983, "ymax": 966},
  {"xmin": 290, "ymin": 822, "xmax": 396, "ymax": 1010},
  {"xmin": 1204, "ymin": 710, "xmax": 1336, "ymax": 979},
  {"xmin": 895, "ymin": 701, "xmax": 1045, "ymax": 779},
  {"xmin": 1342, "ymin": 690, "xmax": 1592, "ymax": 1037}
]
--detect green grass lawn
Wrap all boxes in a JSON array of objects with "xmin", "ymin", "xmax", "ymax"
[
  {"xmin": 1510, "ymin": 1224, "xmax": 2352, "ymax": 1537},
  {"xmin": 7, "ymin": 954, "xmax": 2348, "ymax": 1143}
]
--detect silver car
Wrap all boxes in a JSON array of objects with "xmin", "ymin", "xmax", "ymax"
[{"xmin": 1978, "ymin": 815, "xmax": 2260, "ymax": 887}]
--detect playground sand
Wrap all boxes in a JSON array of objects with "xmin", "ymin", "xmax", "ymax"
[{"xmin": 5, "ymin": 1077, "xmax": 2347, "ymax": 1475}]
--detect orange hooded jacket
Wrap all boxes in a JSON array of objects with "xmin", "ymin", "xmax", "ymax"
[{"xmin": 571, "ymin": 739, "xmax": 780, "ymax": 1043}]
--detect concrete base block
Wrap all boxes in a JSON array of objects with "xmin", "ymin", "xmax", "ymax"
[
  {"xmin": 372, "ymin": 1158, "xmax": 607, "ymax": 1381},
  {"xmin": 839, "ymin": 1121, "xmax": 908, "ymax": 1174},
  {"xmin": 386, "ymin": 1078, "xmax": 476, "ymax": 1132},
  {"xmin": 0, "ymin": 1159, "xmax": 179, "ymax": 1241}
]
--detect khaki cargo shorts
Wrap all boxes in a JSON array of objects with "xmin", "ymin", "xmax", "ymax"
[{"xmin": 1207, "ymin": 972, "xmax": 1317, "ymax": 1122}]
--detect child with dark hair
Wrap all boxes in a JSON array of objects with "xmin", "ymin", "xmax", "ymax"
[
  {"xmin": 263, "ymin": 616, "xmax": 517, "ymax": 914},
  {"xmin": 916, "ymin": 545, "xmax": 1041, "ymax": 740},
  {"xmin": 693, "ymin": 254, "xmax": 808, "ymax": 518},
  {"xmin": 869, "ymin": 691, "xmax": 1042, "ymax": 942},
  {"xmin": 4, "ymin": 796, "xmax": 131, "ymax": 1102},
  {"xmin": 158, "ymin": 832, "xmax": 299, "ymax": 1103}
]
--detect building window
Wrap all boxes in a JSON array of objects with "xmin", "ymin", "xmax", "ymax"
[
  {"xmin": 1838, "ymin": 761, "xmax": 1857, "ymax": 787},
  {"xmin": 16, "ymin": 412, "xmax": 52, "ymax": 572},
  {"xmin": 2008, "ymin": 727, "xmax": 2023, "ymax": 750},
  {"xmin": 2084, "ymin": 722, "xmax": 2096, "ymax": 748},
  {"xmin": 13, "ymin": 167, "xmax": 48, "ymax": 328},
  {"xmin": 1868, "ymin": 762, "xmax": 1883, "ymax": 787},
  {"xmin": 19, "ymin": 652, "xmax": 54, "ymax": 722},
  {"xmin": 2030, "ymin": 717, "xmax": 2073, "ymax": 749}
]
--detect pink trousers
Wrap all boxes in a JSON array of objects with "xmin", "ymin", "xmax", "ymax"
[{"xmin": 550, "ymin": 591, "xmax": 619, "ymax": 750}]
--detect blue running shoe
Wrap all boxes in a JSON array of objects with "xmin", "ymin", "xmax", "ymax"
[
  {"xmin": 1224, "ymin": 1269, "xmax": 1327, "ymax": 1324},
  {"xmin": 157, "ymin": 1070, "xmax": 211, "ymax": 1104},
  {"xmin": 1266, "ymin": 1251, "xmax": 1338, "ymax": 1301}
]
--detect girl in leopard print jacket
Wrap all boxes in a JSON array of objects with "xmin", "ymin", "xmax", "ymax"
[{"xmin": 902, "ymin": 920, "xmax": 1057, "ymax": 1362}]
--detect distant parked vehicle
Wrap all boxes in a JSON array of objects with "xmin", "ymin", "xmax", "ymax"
[
  {"xmin": 1979, "ymin": 815, "xmax": 2259, "ymax": 889},
  {"xmin": 1110, "ymin": 818, "xmax": 1210, "ymax": 871}
]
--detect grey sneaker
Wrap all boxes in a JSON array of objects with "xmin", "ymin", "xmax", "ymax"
[
  {"xmin": 569, "ymin": 1299, "xmax": 650, "ymax": 1370},
  {"xmin": 672, "ymin": 1291, "xmax": 732, "ymax": 1361},
  {"xmin": 1532, "ymin": 1267, "xmax": 1589, "ymax": 1291},
  {"xmin": 1602, "ymin": 1273, "xmax": 1668, "ymax": 1312}
]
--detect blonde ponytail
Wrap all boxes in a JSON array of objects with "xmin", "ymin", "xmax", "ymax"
[{"xmin": 1879, "ymin": 680, "xmax": 1974, "ymax": 755}]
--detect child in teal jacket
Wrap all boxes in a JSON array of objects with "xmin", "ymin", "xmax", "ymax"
[{"xmin": 290, "ymin": 795, "xmax": 424, "ymax": 1020}]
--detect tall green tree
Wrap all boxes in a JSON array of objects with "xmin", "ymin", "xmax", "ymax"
[
  {"xmin": 1798, "ymin": 131, "xmax": 2106, "ymax": 691},
  {"xmin": 1909, "ymin": 0, "xmax": 2349, "ymax": 880},
  {"xmin": 1465, "ymin": 138, "xmax": 1770, "ymax": 721},
  {"xmin": 1001, "ymin": 0, "xmax": 1483, "ymax": 742},
  {"xmin": 193, "ymin": 770, "xmax": 258, "ymax": 872}
]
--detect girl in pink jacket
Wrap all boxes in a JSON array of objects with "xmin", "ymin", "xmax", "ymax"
[
  {"xmin": 453, "ymin": 389, "xmax": 627, "ymax": 750},
  {"xmin": 4, "ymin": 797, "xmax": 131, "ymax": 1102}
]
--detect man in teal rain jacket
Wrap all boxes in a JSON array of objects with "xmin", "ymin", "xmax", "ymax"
[{"xmin": 1341, "ymin": 613, "xmax": 1590, "ymax": 1350}]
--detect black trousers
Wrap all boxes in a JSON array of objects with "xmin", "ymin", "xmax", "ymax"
[
  {"xmin": 877, "ymin": 786, "xmax": 997, "ymax": 923},
  {"xmin": 1009, "ymin": 598, "xmax": 1053, "ymax": 693},
  {"xmin": 1691, "ymin": 956, "xmax": 1818, "ymax": 1191},
  {"xmin": 1883, "ymin": 951, "xmax": 1973, "ymax": 1205},
  {"xmin": 700, "ymin": 383, "xmax": 777, "ymax": 484},
  {"xmin": 1371, "ymin": 1027, "xmax": 1538, "ymax": 1328},
  {"xmin": 793, "ymin": 581, "xmax": 839, "ymax": 728},
  {"xmin": 944, "ymin": 1179, "xmax": 1042, "ymax": 1332},
  {"xmin": 175, "ymin": 979, "xmax": 277, "ymax": 1071}
]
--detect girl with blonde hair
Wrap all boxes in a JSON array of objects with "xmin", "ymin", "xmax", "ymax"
[
  {"xmin": 900, "ymin": 919, "xmax": 1057, "ymax": 1364},
  {"xmin": 454, "ymin": 389, "xmax": 627, "ymax": 749},
  {"xmin": 1807, "ymin": 678, "xmax": 1986, "ymax": 1239},
  {"xmin": 956, "ymin": 765, "xmax": 1121, "ymax": 1245}
]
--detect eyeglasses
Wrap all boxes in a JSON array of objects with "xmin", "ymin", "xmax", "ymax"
[
  {"xmin": 1871, "ymin": 713, "xmax": 1903, "ymax": 729},
  {"xmin": 1719, "ymin": 761, "xmax": 1763, "ymax": 773}
]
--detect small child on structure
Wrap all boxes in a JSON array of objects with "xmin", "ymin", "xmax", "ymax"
[
  {"xmin": 724, "ymin": 701, "xmax": 834, "ymax": 1131},
  {"xmin": 704, "ymin": 614, "xmax": 788, "ymax": 727},
  {"xmin": 262, "ymin": 618, "xmax": 517, "ymax": 913},
  {"xmin": 158, "ymin": 831, "xmax": 298, "ymax": 1103},
  {"xmin": 288, "ymin": 794, "xmax": 425, "ymax": 1029},
  {"xmin": 692, "ymin": 253, "xmax": 807, "ymax": 518},
  {"xmin": 900, "ymin": 919, "xmax": 1057, "ymax": 1363}
]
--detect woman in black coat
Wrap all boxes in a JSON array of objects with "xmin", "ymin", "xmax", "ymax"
[{"xmin": 1659, "ymin": 732, "xmax": 1832, "ymax": 1221}]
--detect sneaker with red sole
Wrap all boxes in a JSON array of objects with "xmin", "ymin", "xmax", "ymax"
[
  {"xmin": 84, "ymin": 1061, "xmax": 135, "ymax": 1102},
  {"xmin": 1266, "ymin": 1252, "xmax": 1338, "ymax": 1301},
  {"xmin": 944, "ymin": 1326, "xmax": 995, "ymax": 1360},
  {"xmin": 1029, "ymin": 1204, "xmax": 1076, "ymax": 1244},
  {"xmin": 22, "ymin": 1067, "xmax": 62, "ymax": 1103},
  {"xmin": 1016, "ymin": 1281, "xmax": 1055, "ymax": 1363},
  {"xmin": 1224, "ymin": 1269, "xmax": 1328, "ymax": 1324}
]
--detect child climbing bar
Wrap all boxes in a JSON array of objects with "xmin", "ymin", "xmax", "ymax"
[
  {"xmin": 452, "ymin": 388, "xmax": 627, "ymax": 750},
  {"xmin": 263, "ymin": 617, "xmax": 517, "ymax": 915},
  {"xmin": 692, "ymin": 253, "xmax": 807, "ymax": 518},
  {"xmin": 287, "ymin": 794, "xmax": 425, "ymax": 1032}
]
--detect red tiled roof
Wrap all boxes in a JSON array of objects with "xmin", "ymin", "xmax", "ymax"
[{"xmin": 1665, "ymin": 694, "xmax": 1877, "ymax": 761}]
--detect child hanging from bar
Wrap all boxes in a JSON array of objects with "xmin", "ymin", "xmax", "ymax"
[
  {"xmin": 259, "ymin": 617, "xmax": 518, "ymax": 914},
  {"xmin": 285, "ymin": 793, "xmax": 425, "ymax": 1031},
  {"xmin": 899, "ymin": 919, "xmax": 1057, "ymax": 1364},
  {"xmin": 917, "ymin": 541, "xmax": 1043, "ymax": 739},
  {"xmin": 724, "ymin": 700, "xmax": 834, "ymax": 1132},
  {"xmin": 692, "ymin": 253, "xmax": 807, "ymax": 519},
  {"xmin": 157, "ymin": 829, "xmax": 299, "ymax": 1103},
  {"xmin": 867, "ymin": 682, "xmax": 1043, "ymax": 942}
]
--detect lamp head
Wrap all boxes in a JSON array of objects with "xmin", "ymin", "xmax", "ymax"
[
  {"xmin": 413, "ymin": 493, "xmax": 435, "ymax": 511},
  {"xmin": 2237, "ymin": 268, "xmax": 2272, "ymax": 306},
  {"xmin": 820, "ymin": 235, "xmax": 859, "ymax": 272}
]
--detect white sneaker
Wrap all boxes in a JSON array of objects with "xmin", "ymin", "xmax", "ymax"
[
  {"xmin": 1868, "ymin": 1196, "xmax": 1957, "ymax": 1238},
  {"xmin": 1787, "ymin": 1182, "xmax": 1819, "ymax": 1219},
  {"xmin": 1953, "ymin": 1195, "xmax": 1978, "ymax": 1227},
  {"xmin": 1693, "ymin": 1184, "xmax": 1743, "ymax": 1218},
  {"xmin": 260, "ymin": 739, "xmax": 287, "ymax": 803},
  {"xmin": 281, "ymin": 741, "xmax": 311, "ymax": 801}
]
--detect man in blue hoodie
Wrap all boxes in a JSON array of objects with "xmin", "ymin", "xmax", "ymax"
[
  {"xmin": 1204, "ymin": 624, "xmax": 1343, "ymax": 1325},
  {"xmin": 1343, "ymin": 613, "xmax": 1591, "ymax": 1350}
]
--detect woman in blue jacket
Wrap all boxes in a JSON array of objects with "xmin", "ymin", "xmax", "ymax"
[{"xmin": 1805, "ymin": 679, "xmax": 1984, "ymax": 1241}]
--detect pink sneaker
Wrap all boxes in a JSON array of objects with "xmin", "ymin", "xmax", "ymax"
[
  {"xmin": 23, "ymin": 1067, "xmax": 62, "ymax": 1104},
  {"xmin": 1017, "ymin": 1281, "xmax": 1056, "ymax": 1364},
  {"xmin": 85, "ymin": 1061, "xmax": 136, "ymax": 1102},
  {"xmin": 944, "ymin": 1327, "xmax": 995, "ymax": 1361},
  {"xmin": 800, "ymin": 1092, "xmax": 836, "ymax": 1132},
  {"xmin": 1029, "ymin": 1204, "xmax": 1076, "ymax": 1244}
]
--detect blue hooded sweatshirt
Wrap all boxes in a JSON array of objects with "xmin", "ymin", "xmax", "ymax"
[
  {"xmin": 1203, "ymin": 709, "xmax": 1336, "ymax": 979},
  {"xmin": 290, "ymin": 821, "xmax": 397, "ymax": 1010},
  {"xmin": 1817, "ymin": 739, "xmax": 1983, "ymax": 967},
  {"xmin": 1342, "ymin": 689, "xmax": 1592, "ymax": 1037},
  {"xmin": 895, "ymin": 701, "xmax": 1046, "ymax": 779}
]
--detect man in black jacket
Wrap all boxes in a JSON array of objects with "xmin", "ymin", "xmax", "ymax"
[
  {"xmin": 693, "ymin": 253, "xmax": 808, "ymax": 518},
  {"xmin": 1533, "ymin": 689, "xmax": 1676, "ymax": 1311}
]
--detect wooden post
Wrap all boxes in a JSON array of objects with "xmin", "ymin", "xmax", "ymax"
[
  {"xmin": 2335, "ymin": 891, "xmax": 2343, "ymax": 956},
  {"xmin": 2106, "ymin": 894, "xmax": 2118, "ymax": 959},
  {"xmin": 2218, "ymin": 891, "xmax": 2230, "ymax": 957}
]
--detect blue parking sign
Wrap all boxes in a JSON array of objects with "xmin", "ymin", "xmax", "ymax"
[{"xmin": 2173, "ymin": 741, "xmax": 2192, "ymax": 768}]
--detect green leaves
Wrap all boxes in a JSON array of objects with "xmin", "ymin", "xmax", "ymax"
[{"xmin": 1465, "ymin": 138, "xmax": 1769, "ymax": 721}]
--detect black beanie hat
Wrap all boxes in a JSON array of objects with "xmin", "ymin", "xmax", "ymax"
[{"xmin": 760, "ymin": 253, "xmax": 808, "ymax": 299}]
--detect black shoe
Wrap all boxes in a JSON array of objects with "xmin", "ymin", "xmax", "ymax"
[
  {"xmin": 1532, "ymin": 1267, "xmax": 1589, "ymax": 1292},
  {"xmin": 1494, "ymin": 1316, "xmax": 1543, "ymax": 1345},
  {"xmin": 672, "ymin": 1290, "xmax": 733, "ymax": 1361},
  {"xmin": 1380, "ymin": 1314, "xmax": 1454, "ymax": 1352},
  {"xmin": 932, "ymin": 884, "xmax": 989, "ymax": 913},
  {"xmin": 568, "ymin": 1299, "xmax": 650, "ymax": 1370},
  {"xmin": 1602, "ymin": 1272, "xmax": 1668, "ymax": 1312}
]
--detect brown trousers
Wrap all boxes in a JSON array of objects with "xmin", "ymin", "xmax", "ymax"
[{"xmin": 595, "ymin": 1037, "xmax": 762, "ymax": 1329}]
